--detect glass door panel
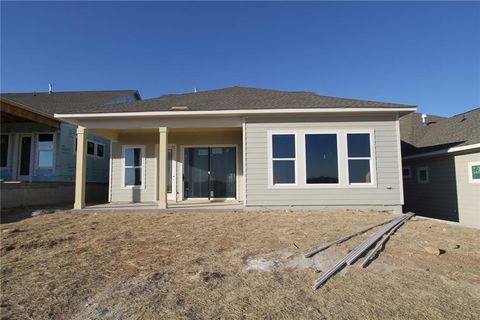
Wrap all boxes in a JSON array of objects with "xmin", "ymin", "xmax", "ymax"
[
  {"xmin": 19, "ymin": 136, "xmax": 32, "ymax": 179},
  {"xmin": 184, "ymin": 147, "xmax": 209, "ymax": 198},
  {"xmin": 209, "ymin": 147, "xmax": 236, "ymax": 198}
]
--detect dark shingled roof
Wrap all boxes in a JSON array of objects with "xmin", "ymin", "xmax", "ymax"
[
  {"xmin": 400, "ymin": 108, "xmax": 480, "ymax": 156},
  {"xmin": 1, "ymin": 90, "xmax": 139, "ymax": 117},
  {"xmin": 61, "ymin": 86, "xmax": 415, "ymax": 113}
]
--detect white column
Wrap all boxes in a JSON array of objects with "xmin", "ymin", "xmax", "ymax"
[
  {"xmin": 74, "ymin": 127, "xmax": 88, "ymax": 209},
  {"xmin": 158, "ymin": 127, "xmax": 168, "ymax": 208}
]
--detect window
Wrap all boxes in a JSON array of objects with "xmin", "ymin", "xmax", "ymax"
[
  {"xmin": 468, "ymin": 161, "xmax": 480, "ymax": 184},
  {"xmin": 1, "ymin": 134, "xmax": 9, "ymax": 168},
  {"xmin": 305, "ymin": 134, "xmax": 339, "ymax": 184},
  {"xmin": 417, "ymin": 167, "xmax": 429, "ymax": 184},
  {"xmin": 96, "ymin": 143, "xmax": 105, "ymax": 158},
  {"xmin": 402, "ymin": 166, "xmax": 411, "ymax": 178},
  {"xmin": 347, "ymin": 133, "xmax": 373, "ymax": 184},
  {"xmin": 37, "ymin": 133, "xmax": 54, "ymax": 168},
  {"xmin": 87, "ymin": 141, "xmax": 95, "ymax": 156},
  {"xmin": 124, "ymin": 146, "xmax": 143, "ymax": 187},
  {"xmin": 271, "ymin": 134, "xmax": 296, "ymax": 185}
]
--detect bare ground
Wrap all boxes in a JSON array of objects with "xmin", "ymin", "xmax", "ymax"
[{"xmin": 1, "ymin": 210, "xmax": 479, "ymax": 320}]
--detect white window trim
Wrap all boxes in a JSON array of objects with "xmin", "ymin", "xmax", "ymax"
[
  {"xmin": 345, "ymin": 130, "xmax": 376, "ymax": 187},
  {"xmin": 87, "ymin": 140, "xmax": 96, "ymax": 157},
  {"xmin": 303, "ymin": 131, "xmax": 342, "ymax": 188},
  {"xmin": 468, "ymin": 161, "xmax": 480, "ymax": 184},
  {"xmin": 122, "ymin": 145, "xmax": 146, "ymax": 189},
  {"xmin": 417, "ymin": 166, "xmax": 429, "ymax": 184},
  {"xmin": 36, "ymin": 132, "xmax": 56, "ymax": 169},
  {"xmin": 268, "ymin": 132, "xmax": 298, "ymax": 188},
  {"xmin": 95, "ymin": 142, "xmax": 105, "ymax": 159},
  {"xmin": 403, "ymin": 166, "xmax": 412, "ymax": 179},
  {"xmin": 0, "ymin": 133, "xmax": 11, "ymax": 169}
]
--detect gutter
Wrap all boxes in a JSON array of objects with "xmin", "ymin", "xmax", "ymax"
[
  {"xmin": 403, "ymin": 143, "xmax": 480, "ymax": 160},
  {"xmin": 54, "ymin": 107, "xmax": 417, "ymax": 119}
]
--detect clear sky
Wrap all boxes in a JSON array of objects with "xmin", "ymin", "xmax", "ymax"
[{"xmin": 1, "ymin": 1, "xmax": 479, "ymax": 116}]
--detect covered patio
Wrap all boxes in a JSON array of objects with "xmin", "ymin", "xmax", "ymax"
[{"xmin": 63, "ymin": 114, "xmax": 245, "ymax": 210}]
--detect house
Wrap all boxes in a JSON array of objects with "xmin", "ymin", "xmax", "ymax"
[
  {"xmin": 0, "ymin": 89, "xmax": 141, "ymax": 208},
  {"xmin": 52, "ymin": 86, "xmax": 416, "ymax": 212},
  {"xmin": 400, "ymin": 108, "xmax": 480, "ymax": 227}
]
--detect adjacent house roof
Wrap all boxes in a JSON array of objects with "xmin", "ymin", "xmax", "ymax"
[
  {"xmin": 1, "ymin": 90, "xmax": 139, "ymax": 117},
  {"xmin": 400, "ymin": 108, "xmax": 480, "ymax": 157},
  {"xmin": 56, "ymin": 86, "xmax": 415, "ymax": 114}
]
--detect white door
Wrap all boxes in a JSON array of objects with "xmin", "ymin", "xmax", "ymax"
[
  {"xmin": 17, "ymin": 134, "xmax": 33, "ymax": 181},
  {"xmin": 167, "ymin": 146, "xmax": 177, "ymax": 201}
]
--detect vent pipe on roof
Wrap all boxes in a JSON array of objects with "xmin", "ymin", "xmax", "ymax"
[
  {"xmin": 48, "ymin": 83, "xmax": 53, "ymax": 94},
  {"xmin": 421, "ymin": 113, "xmax": 427, "ymax": 126}
]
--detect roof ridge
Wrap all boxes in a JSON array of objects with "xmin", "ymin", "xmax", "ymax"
[{"xmin": 1, "ymin": 89, "xmax": 137, "ymax": 95}]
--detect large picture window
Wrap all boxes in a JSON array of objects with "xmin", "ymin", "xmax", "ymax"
[
  {"xmin": 347, "ymin": 133, "xmax": 373, "ymax": 184},
  {"xmin": 124, "ymin": 146, "xmax": 143, "ymax": 187},
  {"xmin": 271, "ymin": 134, "xmax": 296, "ymax": 185},
  {"xmin": 1, "ymin": 134, "xmax": 9, "ymax": 168},
  {"xmin": 305, "ymin": 134, "xmax": 338, "ymax": 184},
  {"xmin": 37, "ymin": 133, "xmax": 54, "ymax": 168}
]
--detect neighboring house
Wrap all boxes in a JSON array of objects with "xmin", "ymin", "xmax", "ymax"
[
  {"xmin": 0, "ymin": 89, "xmax": 141, "ymax": 208},
  {"xmin": 400, "ymin": 108, "xmax": 480, "ymax": 227},
  {"xmin": 53, "ymin": 86, "xmax": 415, "ymax": 213}
]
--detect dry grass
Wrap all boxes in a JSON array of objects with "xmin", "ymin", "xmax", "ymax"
[{"xmin": 1, "ymin": 210, "xmax": 480, "ymax": 320}]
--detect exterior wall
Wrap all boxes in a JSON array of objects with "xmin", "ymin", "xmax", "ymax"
[
  {"xmin": 244, "ymin": 115, "xmax": 403, "ymax": 211},
  {"xmin": 109, "ymin": 129, "xmax": 243, "ymax": 203},
  {"xmin": 1, "ymin": 123, "xmax": 110, "ymax": 183},
  {"xmin": 403, "ymin": 155, "xmax": 459, "ymax": 221},
  {"xmin": 1, "ymin": 182, "xmax": 108, "ymax": 209},
  {"xmin": 454, "ymin": 152, "xmax": 480, "ymax": 227}
]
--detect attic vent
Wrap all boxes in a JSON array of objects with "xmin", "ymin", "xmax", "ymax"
[{"xmin": 170, "ymin": 106, "xmax": 189, "ymax": 111}]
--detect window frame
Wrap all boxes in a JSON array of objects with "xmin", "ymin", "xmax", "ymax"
[
  {"xmin": 402, "ymin": 166, "xmax": 412, "ymax": 179},
  {"xmin": 96, "ymin": 142, "xmax": 105, "ymax": 159},
  {"xmin": 36, "ymin": 132, "xmax": 56, "ymax": 169},
  {"xmin": 268, "ymin": 132, "xmax": 298, "ymax": 187},
  {"xmin": 468, "ymin": 161, "xmax": 480, "ymax": 184},
  {"xmin": 122, "ymin": 145, "xmax": 146, "ymax": 189},
  {"xmin": 0, "ymin": 133, "xmax": 11, "ymax": 169},
  {"xmin": 345, "ymin": 130, "xmax": 376, "ymax": 187},
  {"xmin": 417, "ymin": 166, "xmax": 429, "ymax": 184},
  {"xmin": 303, "ymin": 131, "xmax": 341, "ymax": 188}
]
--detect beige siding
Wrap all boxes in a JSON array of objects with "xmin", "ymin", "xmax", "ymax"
[
  {"xmin": 244, "ymin": 115, "xmax": 403, "ymax": 208},
  {"xmin": 111, "ymin": 141, "xmax": 157, "ymax": 202},
  {"xmin": 109, "ymin": 130, "xmax": 243, "ymax": 202},
  {"xmin": 403, "ymin": 155, "xmax": 459, "ymax": 221},
  {"xmin": 454, "ymin": 152, "xmax": 480, "ymax": 227}
]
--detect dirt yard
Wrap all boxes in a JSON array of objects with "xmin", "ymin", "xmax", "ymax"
[{"xmin": 1, "ymin": 210, "xmax": 479, "ymax": 320}]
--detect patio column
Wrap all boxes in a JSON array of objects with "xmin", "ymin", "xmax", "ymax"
[
  {"xmin": 158, "ymin": 127, "xmax": 168, "ymax": 208},
  {"xmin": 74, "ymin": 126, "xmax": 88, "ymax": 209}
]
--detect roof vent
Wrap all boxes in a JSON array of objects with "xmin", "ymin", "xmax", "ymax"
[
  {"xmin": 48, "ymin": 83, "xmax": 53, "ymax": 94},
  {"xmin": 421, "ymin": 113, "xmax": 427, "ymax": 126},
  {"xmin": 170, "ymin": 106, "xmax": 189, "ymax": 111}
]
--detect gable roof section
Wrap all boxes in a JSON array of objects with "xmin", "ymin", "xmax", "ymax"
[
  {"xmin": 55, "ymin": 86, "xmax": 415, "ymax": 114},
  {"xmin": 400, "ymin": 108, "xmax": 480, "ymax": 157},
  {"xmin": 1, "ymin": 90, "xmax": 139, "ymax": 117}
]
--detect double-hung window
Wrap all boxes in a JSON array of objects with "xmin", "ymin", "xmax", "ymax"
[
  {"xmin": 347, "ymin": 133, "xmax": 373, "ymax": 184},
  {"xmin": 271, "ymin": 134, "xmax": 296, "ymax": 185},
  {"xmin": 417, "ymin": 167, "xmax": 429, "ymax": 184},
  {"xmin": 124, "ymin": 146, "xmax": 144, "ymax": 188},
  {"xmin": 87, "ymin": 141, "xmax": 95, "ymax": 156},
  {"xmin": 37, "ymin": 133, "xmax": 54, "ymax": 168},
  {"xmin": 96, "ymin": 143, "xmax": 105, "ymax": 158},
  {"xmin": 305, "ymin": 133, "xmax": 339, "ymax": 184}
]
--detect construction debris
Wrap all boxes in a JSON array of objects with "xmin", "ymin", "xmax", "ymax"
[
  {"xmin": 304, "ymin": 216, "xmax": 399, "ymax": 258},
  {"xmin": 308, "ymin": 212, "xmax": 415, "ymax": 289}
]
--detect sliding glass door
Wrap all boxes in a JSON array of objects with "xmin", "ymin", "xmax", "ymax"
[{"xmin": 183, "ymin": 147, "xmax": 236, "ymax": 199}]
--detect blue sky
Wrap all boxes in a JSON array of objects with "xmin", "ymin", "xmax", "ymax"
[{"xmin": 1, "ymin": 1, "xmax": 479, "ymax": 116}]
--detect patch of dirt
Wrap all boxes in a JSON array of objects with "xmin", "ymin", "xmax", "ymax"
[{"xmin": 1, "ymin": 210, "xmax": 480, "ymax": 319}]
